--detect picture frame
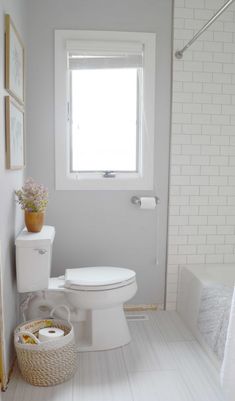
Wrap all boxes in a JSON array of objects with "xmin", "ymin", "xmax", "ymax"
[
  {"xmin": 5, "ymin": 14, "xmax": 24, "ymax": 105},
  {"xmin": 5, "ymin": 96, "xmax": 25, "ymax": 170}
]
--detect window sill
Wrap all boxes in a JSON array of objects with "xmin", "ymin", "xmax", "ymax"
[{"xmin": 56, "ymin": 173, "xmax": 153, "ymax": 190}]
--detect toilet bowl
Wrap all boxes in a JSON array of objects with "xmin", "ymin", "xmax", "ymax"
[{"xmin": 15, "ymin": 226, "xmax": 138, "ymax": 351}]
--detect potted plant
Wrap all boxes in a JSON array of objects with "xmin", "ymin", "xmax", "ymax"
[{"xmin": 15, "ymin": 178, "xmax": 48, "ymax": 233}]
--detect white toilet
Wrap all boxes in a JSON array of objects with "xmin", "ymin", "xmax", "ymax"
[{"xmin": 15, "ymin": 225, "xmax": 137, "ymax": 351}]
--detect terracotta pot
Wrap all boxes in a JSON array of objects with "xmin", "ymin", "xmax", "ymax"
[{"xmin": 25, "ymin": 211, "xmax": 45, "ymax": 233}]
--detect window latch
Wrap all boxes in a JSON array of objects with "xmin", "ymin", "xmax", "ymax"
[{"xmin": 103, "ymin": 171, "xmax": 116, "ymax": 178}]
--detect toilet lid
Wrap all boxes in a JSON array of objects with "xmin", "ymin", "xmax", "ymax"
[{"xmin": 65, "ymin": 267, "xmax": 136, "ymax": 288}]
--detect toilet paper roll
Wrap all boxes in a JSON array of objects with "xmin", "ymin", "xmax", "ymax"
[
  {"xmin": 38, "ymin": 327, "xmax": 64, "ymax": 342},
  {"xmin": 140, "ymin": 197, "xmax": 156, "ymax": 210}
]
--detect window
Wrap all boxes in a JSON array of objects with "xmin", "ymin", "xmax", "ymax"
[{"xmin": 55, "ymin": 31, "xmax": 156, "ymax": 190}]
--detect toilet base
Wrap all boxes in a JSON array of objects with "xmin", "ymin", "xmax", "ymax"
[
  {"xmin": 26, "ymin": 292, "xmax": 132, "ymax": 351},
  {"xmin": 26, "ymin": 278, "xmax": 137, "ymax": 351},
  {"xmin": 76, "ymin": 306, "xmax": 131, "ymax": 351}
]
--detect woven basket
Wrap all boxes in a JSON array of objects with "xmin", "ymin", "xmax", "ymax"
[{"xmin": 14, "ymin": 305, "xmax": 78, "ymax": 387}]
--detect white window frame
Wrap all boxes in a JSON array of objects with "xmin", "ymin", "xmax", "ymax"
[{"xmin": 55, "ymin": 30, "xmax": 156, "ymax": 190}]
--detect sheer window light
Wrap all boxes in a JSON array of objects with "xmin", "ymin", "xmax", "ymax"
[{"xmin": 69, "ymin": 51, "xmax": 143, "ymax": 173}]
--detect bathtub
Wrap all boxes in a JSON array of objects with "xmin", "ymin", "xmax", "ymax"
[{"xmin": 177, "ymin": 264, "xmax": 235, "ymax": 369}]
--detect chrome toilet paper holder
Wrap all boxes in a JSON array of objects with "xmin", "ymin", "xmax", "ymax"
[{"xmin": 131, "ymin": 196, "xmax": 160, "ymax": 206}]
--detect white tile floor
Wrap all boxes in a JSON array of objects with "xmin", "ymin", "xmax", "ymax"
[{"xmin": 2, "ymin": 312, "xmax": 225, "ymax": 401}]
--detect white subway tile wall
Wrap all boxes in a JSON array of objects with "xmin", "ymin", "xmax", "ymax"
[{"xmin": 166, "ymin": 0, "xmax": 235, "ymax": 310}]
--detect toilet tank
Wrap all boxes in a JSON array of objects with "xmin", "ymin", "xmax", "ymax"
[{"xmin": 15, "ymin": 225, "xmax": 55, "ymax": 293}]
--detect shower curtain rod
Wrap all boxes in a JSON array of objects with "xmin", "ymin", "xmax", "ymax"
[{"xmin": 175, "ymin": 0, "xmax": 235, "ymax": 59}]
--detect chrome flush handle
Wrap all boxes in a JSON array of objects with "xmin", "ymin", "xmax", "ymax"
[{"xmin": 34, "ymin": 249, "xmax": 47, "ymax": 255}]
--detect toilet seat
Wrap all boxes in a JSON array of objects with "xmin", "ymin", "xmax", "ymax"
[{"xmin": 64, "ymin": 266, "xmax": 136, "ymax": 291}]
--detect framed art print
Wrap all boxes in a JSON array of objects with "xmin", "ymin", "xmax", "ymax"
[
  {"xmin": 5, "ymin": 14, "xmax": 24, "ymax": 105},
  {"xmin": 5, "ymin": 96, "xmax": 25, "ymax": 170}
]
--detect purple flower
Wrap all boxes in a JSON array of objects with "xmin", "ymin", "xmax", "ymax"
[{"xmin": 15, "ymin": 178, "xmax": 48, "ymax": 212}]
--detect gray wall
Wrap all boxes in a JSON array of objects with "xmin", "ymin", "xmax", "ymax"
[
  {"xmin": 26, "ymin": 0, "xmax": 173, "ymax": 305},
  {"xmin": 0, "ymin": 0, "xmax": 26, "ymax": 377}
]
